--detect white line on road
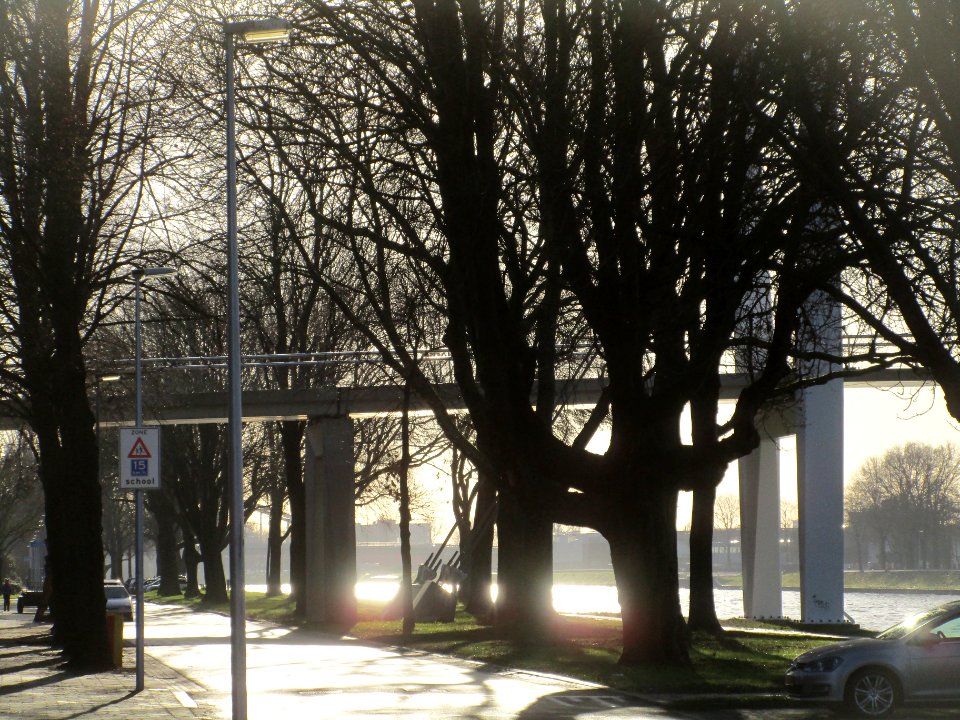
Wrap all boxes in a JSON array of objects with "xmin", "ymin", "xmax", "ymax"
[{"xmin": 173, "ymin": 690, "xmax": 198, "ymax": 708}]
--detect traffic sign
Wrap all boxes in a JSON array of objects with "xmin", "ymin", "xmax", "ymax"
[{"xmin": 120, "ymin": 428, "xmax": 161, "ymax": 490}]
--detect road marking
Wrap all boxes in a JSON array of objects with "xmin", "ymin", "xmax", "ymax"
[
  {"xmin": 173, "ymin": 690, "xmax": 198, "ymax": 708},
  {"xmin": 545, "ymin": 694, "xmax": 632, "ymax": 708}
]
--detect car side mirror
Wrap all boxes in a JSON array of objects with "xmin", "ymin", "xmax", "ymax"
[{"xmin": 909, "ymin": 632, "xmax": 941, "ymax": 647}]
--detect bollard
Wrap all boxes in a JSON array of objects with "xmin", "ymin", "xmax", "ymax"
[{"xmin": 105, "ymin": 612, "xmax": 124, "ymax": 668}]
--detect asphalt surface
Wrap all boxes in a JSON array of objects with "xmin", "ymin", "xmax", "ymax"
[{"xmin": 2, "ymin": 603, "xmax": 959, "ymax": 718}]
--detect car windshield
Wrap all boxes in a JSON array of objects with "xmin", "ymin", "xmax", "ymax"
[
  {"xmin": 877, "ymin": 605, "xmax": 953, "ymax": 640},
  {"xmin": 104, "ymin": 586, "xmax": 128, "ymax": 599}
]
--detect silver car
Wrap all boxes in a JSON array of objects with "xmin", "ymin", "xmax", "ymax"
[
  {"xmin": 104, "ymin": 581, "xmax": 133, "ymax": 622},
  {"xmin": 785, "ymin": 600, "xmax": 960, "ymax": 717}
]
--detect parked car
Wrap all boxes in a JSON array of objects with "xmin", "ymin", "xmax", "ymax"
[
  {"xmin": 16, "ymin": 590, "xmax": 44, "ymax": 614},
  {"xmin": 785, "ymin": 600, "xmax": 960, "ymax": 717},
  {"xmin": 104, "ymin": 581, "xmax": 133, "ymax": 622},
  {"xmin": 123, "ymin": 575, "xmax": 189, "ymax": 594}
]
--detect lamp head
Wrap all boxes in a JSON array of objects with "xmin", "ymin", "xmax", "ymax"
[
  {"xmin": 132, "ymin": 266, "xmax": 177, "ymax": 280},
  {"xmin": 225, "ymin": 17, "xmax": 291, "ymax": 44}
]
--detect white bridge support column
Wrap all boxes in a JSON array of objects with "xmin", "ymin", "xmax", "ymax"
[
  {"xmin": 304, "ymin": 415, "xmax": 357, "ymax": 626},
  {"xmin": 738, "ymin": 437, "xmax": 782, "ymax": 619},
  {"xmin": 797, "ymin": 379, "xmax": 845, "ymax": 623}
]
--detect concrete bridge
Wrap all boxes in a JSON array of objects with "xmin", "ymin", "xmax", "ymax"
[{"xmin": 8, "ymin": 366, "xmax": 931, "ymax": 626}]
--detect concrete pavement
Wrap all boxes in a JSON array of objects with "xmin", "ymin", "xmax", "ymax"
[
  {"xmin": 0, "ymin": 608, "xmax": 216, "ymax": 719},
  {"xmin": 144, "ymin": 603, "xmax": 661, "ymax": 718}
]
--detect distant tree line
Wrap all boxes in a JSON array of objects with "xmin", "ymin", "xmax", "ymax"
[
  {"xmin": 846, "ymin": 443, "xmax": 960, "ymax": 571},
  {"xmin": 0, "ymin": 437, "xmax": 43, "ymax": 582}
]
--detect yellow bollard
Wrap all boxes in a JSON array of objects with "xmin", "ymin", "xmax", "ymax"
[{"xmin": 105, "ymin": 612, "xmax": 124, "ymax": 668}]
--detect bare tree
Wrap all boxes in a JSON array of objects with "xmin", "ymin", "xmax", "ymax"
[
  {"xmin": 708, "ymin": 494, "xmax": 740, "ymax": 571},
  {"xmin": 780, "ymin": 501, "xmax": 798, "ymax": 530},
  {"xmin": 0, "ymin": 435, "xmax": 42, "ymax": 581},
  {"xmin": 846, "ymin": 443, "xmax": 960, "ymax": 569},
  {"xmin": 0, "ymin": 0, "xmax": 178, "ymax": 667},
  {"xmin": 279, "ymin": 1, "xmax": 842, "ymax": 664},
  {"xmin": 773, "ymin": 2, "xmax": 960, "ymax": 424},
  {"xmin": 714, "ymin": 495, "xmax": 741, "ymax": 531}
]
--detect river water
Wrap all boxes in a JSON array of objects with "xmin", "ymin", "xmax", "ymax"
[
  {"xmin": 551, "ymin": 585, "xmax": 959, "ymax": 631},
  {"xmin": 248, "ymin": 581, "xmax": 957, "ymax": 632}
]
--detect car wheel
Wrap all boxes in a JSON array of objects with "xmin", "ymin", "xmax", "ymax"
[{"xmin": 845, "ymin": 667, "xmax": 900, "ymax": 718}]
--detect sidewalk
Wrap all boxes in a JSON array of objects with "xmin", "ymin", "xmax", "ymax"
[{"xmin": 0, "ymin": 609, "xmax": 217, "ymax": 719}]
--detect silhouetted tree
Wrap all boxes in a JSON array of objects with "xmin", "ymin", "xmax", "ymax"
[
  {"xmin": 0, "ymin": 435, "xmax": 42, "ymax": 582},
  {"xmin": 0, "ymin": 0, "xmax": 175, "ymax": 667},
  {"xmin": 284, "ymin": 0, "xmax": 840, "ymax": 663},
  {"xmin": 775, "ymin": 2, "xmax": 960, "ymax": 418}
]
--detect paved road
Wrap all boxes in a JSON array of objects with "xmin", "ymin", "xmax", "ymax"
[{"xmin": 141, "ymin": 603, "xmax": 958, "ymax": 719}]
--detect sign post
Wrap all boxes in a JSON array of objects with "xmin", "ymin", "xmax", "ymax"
[{"xmin": 120, "ymin": 426, "xmax": 159, "ymax": 690}]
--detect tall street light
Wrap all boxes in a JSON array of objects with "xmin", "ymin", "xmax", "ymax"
[
  {"xmin": 132, "ymin": 266, "xmax": 175, "ymax": 691},
  {"xmin": 223, "ymin": 17, "xmax": 290, "ymax": 720},
  {"xmin": 94, "ymin": 372, "xmax": 122, "ymax": 572}
]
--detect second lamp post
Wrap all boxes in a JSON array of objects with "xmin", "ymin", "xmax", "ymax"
[{"xmin": 131, "ymin": 265, "xmax": 175, "ymax": 691}]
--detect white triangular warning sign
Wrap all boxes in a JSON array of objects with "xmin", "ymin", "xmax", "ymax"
[{"xmin": 128, "ymin": 437, "xmax": 152, "ymax": 459}]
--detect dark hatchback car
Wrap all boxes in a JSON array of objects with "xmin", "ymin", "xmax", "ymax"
[
  {"xmin": 785, "ymin": 600, "xmax": 960, "ymax": 717},
  {"xmin": 15, "ymin": 589, "xmax": 42, "ymax": 614}
]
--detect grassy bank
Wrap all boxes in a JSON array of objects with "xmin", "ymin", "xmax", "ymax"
[
  {"xmin": 147, "ymin": 589, "xmax": 834, "ymax": 696},
  {"xmin": 553, "ymin": 569, "xmax": 617, "ymax": 585}
]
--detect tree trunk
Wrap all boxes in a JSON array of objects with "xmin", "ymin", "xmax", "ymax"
[
  {"xmin": 608, "ymin": 486, "xmax": 689, "ymax": 665},
  {"xmin": 463, "ymin": 477, "xmax": 495, "ymax": 618},
  {"xmin": 265, "ymin": 475, "xmax": 284, "ymax": 597},
  {"xmin": 153, "ymin": 499, "xmax": 182, "ymax": 597},
  {"xmin": 197, "ymin": 531, "xmax": 227, "ymax": 604},
  {"xmin": 108, "ymin": 533, "xmax": 124, "ymax": 580},
  {"xmin": 687, "ymin": 485, "xmax": 722, "ymax": 634},
  {"xmin": 494, "ymin": 485, "xmax": 554, "ymax": 632},
  {"xmin": 101, "ymin": 499, "xmax": 123, "ymax": 580},
  {"xmin": 182, "ymin": 535, "xmax": 201, "ymax": 598},
  {"xmin": 280, "ymin": 421, "xmax": 306, "ymax": 612},
  {"xmin": 35, "ymin": 383, "xmax": 111, "ymax": 669}
]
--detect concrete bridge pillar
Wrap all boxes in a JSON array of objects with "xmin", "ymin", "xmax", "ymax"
[
  {"xmin": 737, "ymin": 289, "xmax": 846, "ymax": 625},
  {"xmin": 304, "ymin": 415, "xmax": 357, "ymax": 626},
  {"xmin": 797, "ymin": 379, "xmax": 845, "ymax": 623},
  {"xmin": 738, "ymin": 436, "xmax": 782, "ymax": 619},
  {"xmin": 797, "ymin": 293, "xmax": 845, "ymax": 624}
]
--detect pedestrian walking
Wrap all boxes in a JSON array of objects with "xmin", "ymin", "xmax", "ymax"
[{"xmin": 2, "ymin": 578, "xmax": 12, "ymax": 612}]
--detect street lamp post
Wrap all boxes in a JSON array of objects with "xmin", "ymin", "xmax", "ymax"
[
  {"xmin": 223, "ymin": 17, "xmax": 290, "ymax": 720},
  {"xmin": 95, "ymin": 372, "xmax": 122, "ymax": 575},
  {"xmin": 131, "ymin": 266, "xmax": 175, "ymax": 691},
  {"xmin": 95, "ymin": 375, "xmax": 121, "ymax": 489}
]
